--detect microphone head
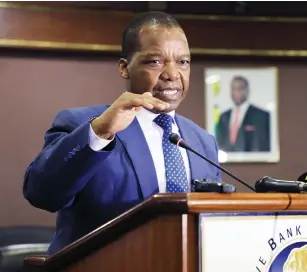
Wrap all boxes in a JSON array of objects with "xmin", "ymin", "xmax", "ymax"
[
  {"xmin": 297, "ymin": 172, "xmax": 307, "ymax": 182},
  {"xmin": 168, "ymin": 133, "xmax": 181, "ymax": 145},
  {"xmin": 254, "ymin": 176, "xmax": 270, "ymax": 192}
]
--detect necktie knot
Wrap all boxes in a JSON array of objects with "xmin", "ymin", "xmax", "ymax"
[{"xmin": 154, "ymin": 114, "xmax": 173, "ymax": 134}]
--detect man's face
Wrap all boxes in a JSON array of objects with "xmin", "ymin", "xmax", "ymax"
[
  {"xmin": 231, "ymin": 79, "xmax": 248, "ymax": 106},
  {"xmin": 119, "ymin": 25, "xmax": 191, "ymax": 112}
]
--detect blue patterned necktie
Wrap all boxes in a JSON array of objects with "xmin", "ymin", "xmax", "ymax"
[{"xmin": 154, "ymin": 114, "xmax": 189, "ymax": 193}]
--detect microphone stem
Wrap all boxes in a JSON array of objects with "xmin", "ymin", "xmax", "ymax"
[{"xmin": 186, "ymin": 146, "xmax": 256, "ymax": 192}]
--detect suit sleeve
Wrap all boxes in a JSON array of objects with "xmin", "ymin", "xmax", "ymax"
[{"xmin": 23, "ymin": 110, "xmax": 116, "ymax": 213}]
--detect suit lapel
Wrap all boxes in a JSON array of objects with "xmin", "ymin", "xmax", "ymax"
[
  {"xmin": 241, "ymin": 105, "xmax": 252, "ymax": 127},
  {"xmin": 175, "ymin": 116, "xmax": 204, "ymax": 180},
  {"xmin": 225, "ymin": 110, "xmax": 231, "ymax": 125},
  {"xmin": 117, "ymin": 118, "xmax": 159, "ymax": 199}
]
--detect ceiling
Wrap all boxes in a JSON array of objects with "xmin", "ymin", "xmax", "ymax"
[{"xmin": 10, "ymin": 1, "xmax": 307, "ymax": 18}]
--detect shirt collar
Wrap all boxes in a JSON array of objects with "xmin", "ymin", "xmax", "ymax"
[
  {"xmin": 235, "ymin": 100, "xmax": 249, "ymax": 111},
  {"xmin": 136, "ymin": 108, "xmax": 176, "ymax": 125}
]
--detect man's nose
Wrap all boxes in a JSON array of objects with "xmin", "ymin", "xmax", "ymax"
[{"xmin": 160, "ymin": 63, "xmax": 180, "ymax": 81}]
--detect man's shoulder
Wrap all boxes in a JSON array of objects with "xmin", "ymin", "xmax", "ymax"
[
  {"xmin": 220, "ymin": 109, "xmax": 231, "ymax": 118},
  {"xmin": 54, "ymin": 104, "xmax": 109, "ymax": 125},
  {"xmin": 249, "ymin": 104, "xmax": 270, "ymax": 117},
  {"xmin": 64, "ymin": 104, "xmax": 109, "ymax": 116}
]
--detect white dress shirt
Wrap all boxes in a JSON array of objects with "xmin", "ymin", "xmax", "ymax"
[
  {"xmin": 89, "ymin": 108, "xmax": 191, "ymax": 193},
  {"xmin": 229, "ymin": 101, "xmax": 250, "ymax": 129}
]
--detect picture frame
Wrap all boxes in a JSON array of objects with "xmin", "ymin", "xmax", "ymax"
[{"xmin": 205, "ymin": 67, "xmax": 279, "ymax": 163}]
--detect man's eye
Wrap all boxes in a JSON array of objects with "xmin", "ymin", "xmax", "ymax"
[
  {"xmin": 149, "ymin": 60, "xmax": 162, "ymax": 64},
  {"xmin": 179, "ymin": 60, "xmax": 189, "ymax": 65}
]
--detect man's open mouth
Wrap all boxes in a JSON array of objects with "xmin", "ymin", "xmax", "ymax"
[{"xmin": 155, "ymin": 88, "xmax": 181, "ymax": 101}]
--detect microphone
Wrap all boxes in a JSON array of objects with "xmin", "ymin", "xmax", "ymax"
[
  {"xmin": 255, "ymin": 176, "xmax": 307, "ymax": 193},
  {"xmin": 297, "ymin": 172, "xmax": 307, "ymax": 182},
  {"xmin": 168, "ymin": 133, "xmax": 256, "ymax": 192}
]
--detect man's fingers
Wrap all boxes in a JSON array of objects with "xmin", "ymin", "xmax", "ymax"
[
  {"xmin": 128, "ymin": 96, "xmax": 169, "ymax": 111},
  {"xmin": 140, "ymin": 92, "xmax": 169, "ymax": 107},
  {"xmin": 142, "ymin": 92, "xmax": 153, "ymax": 97},
  {"xmin": 120, "ymin": 92, "xmax": 170, "ymax": 111},
  {"xmin": 143, "ymin": 97, "xmax": 169, "ymax": 110},
  {"xmin": 146, "ymin": 96, "xmax": 170, "ymax": 107},
  {"xmin": 134, "ymin": 106, "xmax": 143, "ymax": 112}
]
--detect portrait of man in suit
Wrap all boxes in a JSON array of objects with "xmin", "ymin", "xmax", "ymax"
[{"xmin": 215, "ymin": 75, "xmax": 271, "ymax": 152}]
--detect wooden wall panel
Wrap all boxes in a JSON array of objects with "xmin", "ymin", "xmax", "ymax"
[{"xmin": 0, "ymin": 3, "xmax": 307, "ymax": 56}]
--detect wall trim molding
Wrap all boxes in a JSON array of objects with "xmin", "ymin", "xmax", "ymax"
[
  {"xmin": 0, "ymin": 39, "xmax": 121, "ymax": 52},
  {"xmin": 0, "ymin": 38, "xmax": 307, "ymax": 57}
]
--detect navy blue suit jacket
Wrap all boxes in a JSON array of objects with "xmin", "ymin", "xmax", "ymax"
[{"xmin": 23, "ymin": 105, "xmax": 221, "ymax": 254}]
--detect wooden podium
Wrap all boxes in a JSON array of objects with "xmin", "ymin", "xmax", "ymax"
[{"xmin": 24, "ymin": 193, "xmax": 307, "ymax": 272}]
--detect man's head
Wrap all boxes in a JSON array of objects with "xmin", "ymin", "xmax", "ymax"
[
  {"xmin": 230, "ymin": 76, "xmax": 249, "ymax": 106},
  {"xmin": 119, "ymin": 11, "xmax": 191, "ymax": 112}
]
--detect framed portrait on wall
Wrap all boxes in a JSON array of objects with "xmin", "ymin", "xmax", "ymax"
[{"xmin": 205, "ymin": 67, "xmax": 279, "ymax": 163}]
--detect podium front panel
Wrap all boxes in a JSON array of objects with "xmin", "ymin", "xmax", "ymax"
[{"xmin": 199, "ymin": 212, "xmax": 307, "ymax": 272}]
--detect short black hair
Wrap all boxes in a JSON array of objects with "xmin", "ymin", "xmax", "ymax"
[
  {"xmin": 121, "ymin": 11, "xmax": 181, "ymax": 60},
  {"xmin": 232, "ymin": 75, "xmax": 249, "ymax": 90}
]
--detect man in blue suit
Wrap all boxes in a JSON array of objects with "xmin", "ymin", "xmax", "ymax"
[{"xmin": 23, "ymin": 11, "xmax": 221, "ymax": 254}]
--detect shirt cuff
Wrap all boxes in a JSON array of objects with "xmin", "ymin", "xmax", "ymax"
[{"xmin": 88, "ymin": 123, "xmax": 115, "ymax": 151}]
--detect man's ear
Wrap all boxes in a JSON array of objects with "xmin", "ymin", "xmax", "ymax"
[{"xmin": 118, "ymin": 58, "xmax": 129, "ymax": 79}]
